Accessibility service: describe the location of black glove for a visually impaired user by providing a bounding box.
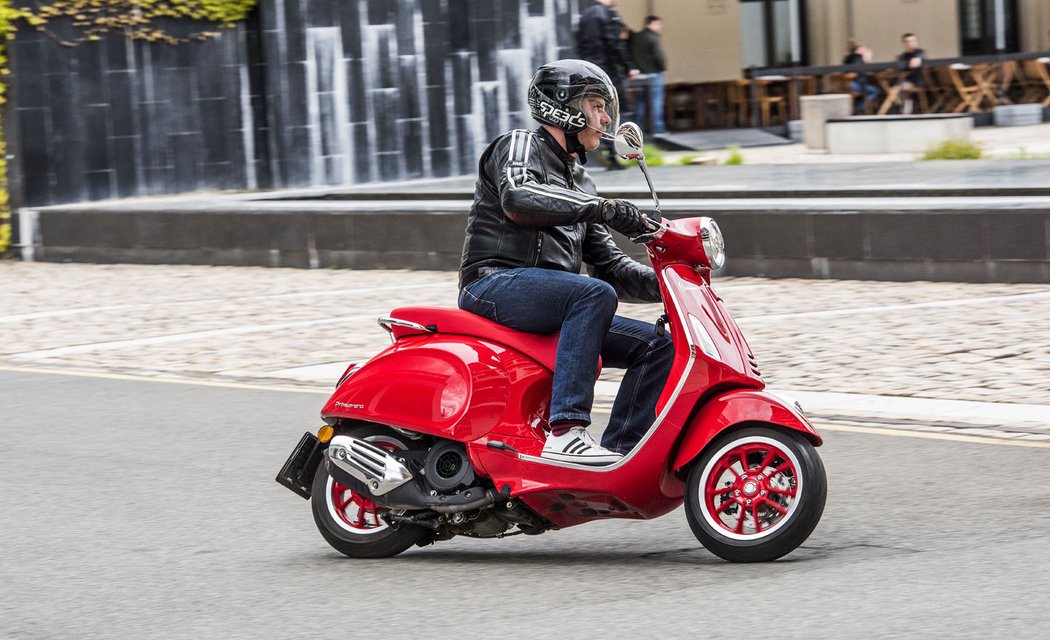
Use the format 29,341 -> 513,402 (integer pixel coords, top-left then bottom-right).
601,199 -> 651,237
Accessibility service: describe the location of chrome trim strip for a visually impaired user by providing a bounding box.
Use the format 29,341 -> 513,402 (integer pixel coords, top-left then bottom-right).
516,266 -> 697,472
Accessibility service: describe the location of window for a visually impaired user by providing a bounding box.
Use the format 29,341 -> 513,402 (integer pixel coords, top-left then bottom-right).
959,0 -> 1019,55
740,0 -> 806,69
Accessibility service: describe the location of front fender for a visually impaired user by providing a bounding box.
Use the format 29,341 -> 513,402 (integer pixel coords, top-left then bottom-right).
671,389 -> 823,472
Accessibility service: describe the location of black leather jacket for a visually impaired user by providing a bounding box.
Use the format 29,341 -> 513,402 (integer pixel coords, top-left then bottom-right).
576,2 -> 633,81
458,127 -> 660,303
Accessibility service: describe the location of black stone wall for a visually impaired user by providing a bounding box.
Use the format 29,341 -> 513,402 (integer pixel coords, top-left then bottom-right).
10,22 -> 262,207
8,0 -> 583,207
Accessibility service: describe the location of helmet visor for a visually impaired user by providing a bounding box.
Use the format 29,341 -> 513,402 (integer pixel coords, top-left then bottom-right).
569,86 -> 620,141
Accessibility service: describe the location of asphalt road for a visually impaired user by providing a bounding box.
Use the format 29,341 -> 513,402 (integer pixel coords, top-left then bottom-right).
2,369 -> 1048,640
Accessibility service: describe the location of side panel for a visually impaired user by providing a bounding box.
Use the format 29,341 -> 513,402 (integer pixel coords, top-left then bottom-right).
671,389 -> 824,472
321,335 -> 550,442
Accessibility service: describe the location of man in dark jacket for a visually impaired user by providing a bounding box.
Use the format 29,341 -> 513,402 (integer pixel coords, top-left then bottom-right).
897,33 -> 926,114
459,59 -> 673,465
576,0 -> 639,168
629,15 -> 667,134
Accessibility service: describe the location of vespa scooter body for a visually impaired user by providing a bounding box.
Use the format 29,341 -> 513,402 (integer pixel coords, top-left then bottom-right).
279,121 -> 827,562
319,218 -> 820,529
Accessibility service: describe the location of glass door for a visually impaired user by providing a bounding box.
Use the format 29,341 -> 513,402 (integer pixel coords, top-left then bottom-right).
960,0 -> 1019,55
740,0 -> 806,70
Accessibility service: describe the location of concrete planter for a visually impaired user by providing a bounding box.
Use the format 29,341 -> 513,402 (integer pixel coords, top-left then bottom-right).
826,114 -> 973,154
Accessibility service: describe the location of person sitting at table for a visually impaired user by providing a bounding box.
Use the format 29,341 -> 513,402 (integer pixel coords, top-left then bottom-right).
897,33 -> 926,114
843,39 -> 879,114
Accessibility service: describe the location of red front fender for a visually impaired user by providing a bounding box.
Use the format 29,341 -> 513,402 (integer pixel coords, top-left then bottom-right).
671,389 -> 823,472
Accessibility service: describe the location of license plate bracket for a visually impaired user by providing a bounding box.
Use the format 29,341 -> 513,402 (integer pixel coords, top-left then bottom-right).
275,431 -> 325,499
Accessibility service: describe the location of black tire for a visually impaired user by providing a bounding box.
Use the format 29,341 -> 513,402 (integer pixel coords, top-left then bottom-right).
685,426 -> 826,562
310,425 -> 428,558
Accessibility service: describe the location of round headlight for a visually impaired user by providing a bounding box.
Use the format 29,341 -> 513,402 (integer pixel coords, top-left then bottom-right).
699,217 -> 726,270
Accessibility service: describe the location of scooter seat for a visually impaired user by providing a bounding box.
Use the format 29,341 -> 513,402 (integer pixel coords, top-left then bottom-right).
386,306 -> 573,372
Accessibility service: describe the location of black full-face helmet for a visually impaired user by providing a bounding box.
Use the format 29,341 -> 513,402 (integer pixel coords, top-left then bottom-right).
527,59 -> 620,141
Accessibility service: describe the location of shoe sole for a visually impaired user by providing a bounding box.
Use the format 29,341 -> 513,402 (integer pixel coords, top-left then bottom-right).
541,452 -> 622,465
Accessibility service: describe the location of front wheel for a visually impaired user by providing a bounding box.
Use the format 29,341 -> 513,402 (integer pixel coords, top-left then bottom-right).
685,426 -> 826,562
310,425 -> 428,558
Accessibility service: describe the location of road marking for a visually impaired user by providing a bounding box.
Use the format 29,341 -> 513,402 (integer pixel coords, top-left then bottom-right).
0,364 -> 329,394
9,316 -> 373,360
739,291 -> 1050,322
816,423 -> 1050,449
0,283 -> 443,324
2,364 -> 1047,448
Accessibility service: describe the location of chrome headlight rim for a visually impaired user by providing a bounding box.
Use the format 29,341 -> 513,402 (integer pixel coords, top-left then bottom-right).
699,217 -> 726,270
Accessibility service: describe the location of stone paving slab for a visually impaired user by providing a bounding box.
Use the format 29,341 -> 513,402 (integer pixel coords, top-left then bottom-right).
2,262 -> 1047,435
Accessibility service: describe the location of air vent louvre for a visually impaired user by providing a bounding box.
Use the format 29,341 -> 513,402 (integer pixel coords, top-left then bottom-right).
747,351 -> 762,378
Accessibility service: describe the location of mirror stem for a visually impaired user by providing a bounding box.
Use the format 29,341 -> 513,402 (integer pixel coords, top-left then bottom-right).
637,158 -> 661,211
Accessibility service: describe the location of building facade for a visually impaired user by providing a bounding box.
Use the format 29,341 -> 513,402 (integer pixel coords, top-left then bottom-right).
620,0 -> 1050,83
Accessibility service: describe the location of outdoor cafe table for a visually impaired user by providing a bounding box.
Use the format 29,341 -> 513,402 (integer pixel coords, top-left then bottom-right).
745,50 -> 1050,117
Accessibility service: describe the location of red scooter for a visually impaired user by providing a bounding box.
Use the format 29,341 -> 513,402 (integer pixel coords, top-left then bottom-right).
277,123 -> 827,562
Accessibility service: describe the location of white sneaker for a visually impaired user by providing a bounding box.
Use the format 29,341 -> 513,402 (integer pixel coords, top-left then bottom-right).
541,426 -> 623,465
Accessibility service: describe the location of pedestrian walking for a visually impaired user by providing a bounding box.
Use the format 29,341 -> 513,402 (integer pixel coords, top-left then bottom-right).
630,15 -> 667,134
576,0 -> 639,169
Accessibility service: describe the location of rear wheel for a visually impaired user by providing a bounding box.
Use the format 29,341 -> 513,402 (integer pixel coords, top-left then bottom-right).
685,426 -> 826,562
310,425 -> 428,558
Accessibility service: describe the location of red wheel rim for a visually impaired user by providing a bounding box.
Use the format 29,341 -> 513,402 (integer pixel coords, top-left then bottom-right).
700,436 -> 801,540
326,438 -> 401,534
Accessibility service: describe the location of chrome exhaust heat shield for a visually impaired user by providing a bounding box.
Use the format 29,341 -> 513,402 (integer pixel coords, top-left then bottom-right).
326,435 -> 413,496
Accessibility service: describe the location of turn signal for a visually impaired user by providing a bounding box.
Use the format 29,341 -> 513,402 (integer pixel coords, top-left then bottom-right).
317,426 -> 335,443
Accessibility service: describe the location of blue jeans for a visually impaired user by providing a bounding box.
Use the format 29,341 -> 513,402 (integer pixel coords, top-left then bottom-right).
634,73 -> 666,134
851,79 -> 879,113
459,268 -> 675,453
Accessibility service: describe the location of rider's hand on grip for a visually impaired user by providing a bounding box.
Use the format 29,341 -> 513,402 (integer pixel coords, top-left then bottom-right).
642,210 -> 662,233
601,198 -> 650,237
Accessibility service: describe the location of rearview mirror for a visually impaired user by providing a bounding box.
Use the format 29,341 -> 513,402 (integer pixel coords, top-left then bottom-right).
614,122 -> 644,160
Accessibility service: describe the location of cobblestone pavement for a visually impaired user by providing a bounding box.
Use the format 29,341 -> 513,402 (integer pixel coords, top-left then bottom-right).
3,263 -> 1048,412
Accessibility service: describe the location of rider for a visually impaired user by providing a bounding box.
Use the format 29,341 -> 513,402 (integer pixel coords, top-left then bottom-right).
458,59 -> 675,465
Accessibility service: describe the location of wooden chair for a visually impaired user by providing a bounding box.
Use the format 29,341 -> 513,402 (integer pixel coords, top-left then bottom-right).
1021,59 -> 1050,107
820,71 -> 853,94
819,71 -> 867,114
725,79 -> 751,127
756,78 -> 788,126
901,80 -> 930,114
665,83 -> 698,130
1000,61 -> 1024,104
698,81 -> 729,129
873,70 -> 903,114
795,75 -> 818,97
970,63 -> 1006,109
921,66 -> 950,113
945,65 -> 984,112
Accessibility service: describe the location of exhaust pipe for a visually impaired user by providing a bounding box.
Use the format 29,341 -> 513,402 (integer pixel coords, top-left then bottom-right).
325,435 -> 497,513
326,435 -> 413,496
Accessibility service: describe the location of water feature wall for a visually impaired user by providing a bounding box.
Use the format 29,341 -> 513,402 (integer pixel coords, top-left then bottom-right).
9,23 -> 261,207
8,0 -> 582,207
